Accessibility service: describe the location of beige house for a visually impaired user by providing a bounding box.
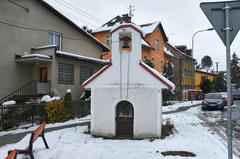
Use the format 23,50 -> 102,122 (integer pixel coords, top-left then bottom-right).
0,0 -> 109,102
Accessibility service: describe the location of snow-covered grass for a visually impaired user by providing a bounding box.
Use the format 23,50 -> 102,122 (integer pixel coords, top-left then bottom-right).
162,101 -> 202,112
0,106 -> 237,159
0,116 -> 90,137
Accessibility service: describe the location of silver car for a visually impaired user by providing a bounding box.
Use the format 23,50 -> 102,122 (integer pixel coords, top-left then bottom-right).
202,93 -> 225,111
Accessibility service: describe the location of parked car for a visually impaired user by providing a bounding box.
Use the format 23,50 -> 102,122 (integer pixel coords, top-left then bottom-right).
202,93 -> 226,111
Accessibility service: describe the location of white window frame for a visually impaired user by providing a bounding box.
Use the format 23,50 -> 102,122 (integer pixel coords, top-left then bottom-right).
49,32 -> 62,51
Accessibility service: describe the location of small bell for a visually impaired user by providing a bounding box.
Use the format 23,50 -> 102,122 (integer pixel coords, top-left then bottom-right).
120,36 -> 131,49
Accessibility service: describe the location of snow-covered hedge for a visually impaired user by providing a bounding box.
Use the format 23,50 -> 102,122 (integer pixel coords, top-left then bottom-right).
41,95 -> 61,102
2,100 -> 16,107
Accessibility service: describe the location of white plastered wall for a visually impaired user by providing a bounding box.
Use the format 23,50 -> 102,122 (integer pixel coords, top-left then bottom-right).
91,87 -> 162,138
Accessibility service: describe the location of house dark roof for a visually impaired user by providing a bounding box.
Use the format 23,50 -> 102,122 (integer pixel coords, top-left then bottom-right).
102,14 -> 131,28
166,42 -> 194,60
36,0 -> 109,52
92,14 -> 133,33
93,15 -> 168,42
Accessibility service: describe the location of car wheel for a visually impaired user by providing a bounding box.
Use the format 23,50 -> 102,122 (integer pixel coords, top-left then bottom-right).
202,107 -> 206,111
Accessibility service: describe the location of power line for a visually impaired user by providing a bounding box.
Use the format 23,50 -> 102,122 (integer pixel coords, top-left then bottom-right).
53,0 -> 105,24
0,19 -> 90,41
7,0 -> 29,12
53,6 -> 99,28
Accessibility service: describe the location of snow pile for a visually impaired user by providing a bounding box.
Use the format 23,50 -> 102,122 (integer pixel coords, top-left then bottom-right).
41,96 -> 61,102
0,107 -> 237,159
46,96 -> 61,102
41,95 -> 51,102
2,100 -> 16,106
66,89 -> 71,93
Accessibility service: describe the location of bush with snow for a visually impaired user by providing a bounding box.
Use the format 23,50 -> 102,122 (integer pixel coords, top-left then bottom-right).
64,89 -> 72,101
46,96 -> 61,102
41,95 -> 51,102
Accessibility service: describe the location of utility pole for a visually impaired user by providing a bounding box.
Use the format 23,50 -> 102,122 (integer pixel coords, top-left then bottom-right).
127,5 -> 135,18
215,62 -> 219,74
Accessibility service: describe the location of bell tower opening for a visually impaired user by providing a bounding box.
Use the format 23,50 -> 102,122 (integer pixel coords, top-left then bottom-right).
119,30 -> 132,52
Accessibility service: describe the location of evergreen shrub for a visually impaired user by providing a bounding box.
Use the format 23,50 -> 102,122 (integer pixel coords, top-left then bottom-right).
44,100 -> 69,123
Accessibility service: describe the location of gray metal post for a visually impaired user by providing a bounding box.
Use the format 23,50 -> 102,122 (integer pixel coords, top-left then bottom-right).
224,3 -> 233,159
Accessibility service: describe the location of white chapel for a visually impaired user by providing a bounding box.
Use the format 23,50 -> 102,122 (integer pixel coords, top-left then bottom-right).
82,23 -> 175,138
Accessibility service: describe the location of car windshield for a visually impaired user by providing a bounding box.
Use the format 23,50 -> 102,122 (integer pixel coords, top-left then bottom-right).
205,93 -> 222,99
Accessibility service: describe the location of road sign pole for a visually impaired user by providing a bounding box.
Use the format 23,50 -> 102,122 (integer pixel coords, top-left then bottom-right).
224,3 -> 233,159
200,1 -> 240,158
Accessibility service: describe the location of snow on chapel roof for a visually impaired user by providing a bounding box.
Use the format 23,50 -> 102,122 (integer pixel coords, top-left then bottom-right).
110,23 -> 145,37
139,61 -> 175,90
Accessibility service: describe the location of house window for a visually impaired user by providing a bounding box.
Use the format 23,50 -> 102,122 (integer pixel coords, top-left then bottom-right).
58,63 -> 74,84
80,65 -> 93,84
155,39 -> 160,51
201,76 -> 208,82
106,34 -> 112,46
161,60 -> 164,70
49,32 -> 62,50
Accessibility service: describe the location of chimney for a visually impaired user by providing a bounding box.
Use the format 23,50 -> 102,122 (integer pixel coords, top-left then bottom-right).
176,45 -> 187,53
121,14 -> 131,23
186,49 -> 192,57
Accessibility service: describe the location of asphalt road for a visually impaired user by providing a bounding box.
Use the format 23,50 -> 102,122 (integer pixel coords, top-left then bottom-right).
198,102 -> 240,158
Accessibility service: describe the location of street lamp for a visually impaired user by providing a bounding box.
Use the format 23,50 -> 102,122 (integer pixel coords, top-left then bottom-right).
192,28 -> 214,58
191,28 -> 214,102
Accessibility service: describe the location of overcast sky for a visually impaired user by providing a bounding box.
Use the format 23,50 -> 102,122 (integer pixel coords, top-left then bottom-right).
46,0 -> 240,71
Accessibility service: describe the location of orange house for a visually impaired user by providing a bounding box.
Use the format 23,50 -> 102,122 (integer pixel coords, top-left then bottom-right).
92,14 -> 174,72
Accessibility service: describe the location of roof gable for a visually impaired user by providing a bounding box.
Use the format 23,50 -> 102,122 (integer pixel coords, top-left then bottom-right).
82,24 -> 175,90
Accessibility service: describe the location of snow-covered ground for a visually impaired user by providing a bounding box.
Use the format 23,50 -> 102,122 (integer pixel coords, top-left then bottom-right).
1,102 -> 237,159
0,115 -> 90,137
162,100 -> 202,112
